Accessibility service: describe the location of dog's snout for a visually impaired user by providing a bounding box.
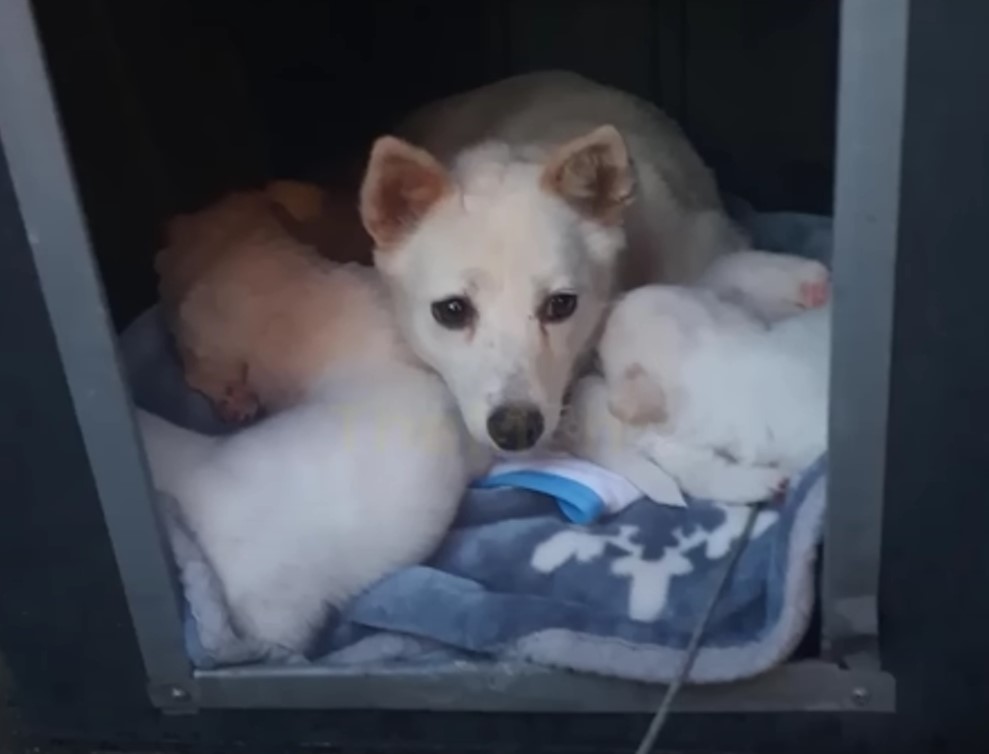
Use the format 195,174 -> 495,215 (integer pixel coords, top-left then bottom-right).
486,403 -> 545,451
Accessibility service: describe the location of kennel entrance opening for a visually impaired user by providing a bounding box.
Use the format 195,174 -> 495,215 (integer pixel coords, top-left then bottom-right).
0,0 -> 914,732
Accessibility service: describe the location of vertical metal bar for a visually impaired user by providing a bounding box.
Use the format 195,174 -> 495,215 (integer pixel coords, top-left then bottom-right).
824,0 -> 909,664
0,0 -> 193,699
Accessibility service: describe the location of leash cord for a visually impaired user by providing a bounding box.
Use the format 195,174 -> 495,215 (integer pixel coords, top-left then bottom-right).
633,503 -> 763,754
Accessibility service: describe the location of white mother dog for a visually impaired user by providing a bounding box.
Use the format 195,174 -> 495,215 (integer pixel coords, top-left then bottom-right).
362,70 -> 745,454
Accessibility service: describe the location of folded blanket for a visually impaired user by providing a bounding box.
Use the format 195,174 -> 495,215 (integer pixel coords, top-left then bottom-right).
122,208 -> 832,684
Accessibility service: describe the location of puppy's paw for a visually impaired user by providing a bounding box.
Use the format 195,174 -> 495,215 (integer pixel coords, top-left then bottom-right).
183,356 -> 259,424
216,381 -> 260,423
685,464 -> 788,505
763,255 -> 830,311
797,265 -> 831,310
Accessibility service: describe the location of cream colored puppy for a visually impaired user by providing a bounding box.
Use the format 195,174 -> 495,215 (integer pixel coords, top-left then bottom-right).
156,180 -> 375,421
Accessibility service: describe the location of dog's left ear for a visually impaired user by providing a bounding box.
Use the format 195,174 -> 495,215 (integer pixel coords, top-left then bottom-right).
541,125 -> 635,225
360,136 -> 453,250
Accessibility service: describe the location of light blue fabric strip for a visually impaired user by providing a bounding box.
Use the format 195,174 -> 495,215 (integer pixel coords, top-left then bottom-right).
472,471 -> 604,524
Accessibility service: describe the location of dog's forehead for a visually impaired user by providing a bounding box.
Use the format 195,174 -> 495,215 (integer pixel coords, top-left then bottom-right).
448,230 -> 582,298
412,196 -> 585,289
464,188 -> 567,247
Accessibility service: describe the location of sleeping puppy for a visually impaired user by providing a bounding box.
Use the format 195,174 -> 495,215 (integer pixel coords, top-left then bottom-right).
139,354 -> 490,657
156,180 -> 376,421
568,251 -> 831,504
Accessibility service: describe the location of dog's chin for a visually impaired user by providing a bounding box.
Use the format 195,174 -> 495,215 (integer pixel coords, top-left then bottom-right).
490,446 -> 544,461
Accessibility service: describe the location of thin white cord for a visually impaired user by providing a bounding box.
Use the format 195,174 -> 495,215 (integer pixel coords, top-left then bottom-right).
633,503 -> 763,754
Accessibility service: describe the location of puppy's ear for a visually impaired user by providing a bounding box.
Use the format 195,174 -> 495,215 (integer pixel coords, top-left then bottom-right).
607,363 -> 668,426
360,136 -> 452,250
541,125 -> 635,225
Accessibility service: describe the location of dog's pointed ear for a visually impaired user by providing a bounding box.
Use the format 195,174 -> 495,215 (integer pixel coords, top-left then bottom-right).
541,125 -> 634,225
360,136 -> 453,250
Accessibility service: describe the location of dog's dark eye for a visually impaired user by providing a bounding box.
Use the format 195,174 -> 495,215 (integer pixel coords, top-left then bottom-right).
431,296 -> 476,330
539,292 -> 578,323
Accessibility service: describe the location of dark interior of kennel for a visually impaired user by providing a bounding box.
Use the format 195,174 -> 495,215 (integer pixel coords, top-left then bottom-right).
31,0 -> 839,330
4,0 -> 989,752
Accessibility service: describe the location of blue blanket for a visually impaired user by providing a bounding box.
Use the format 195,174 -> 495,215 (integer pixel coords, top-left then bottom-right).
122,206 -> 831,684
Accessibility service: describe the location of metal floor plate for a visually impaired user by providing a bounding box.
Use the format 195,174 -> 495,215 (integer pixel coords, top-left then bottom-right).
184,659 -> 895,714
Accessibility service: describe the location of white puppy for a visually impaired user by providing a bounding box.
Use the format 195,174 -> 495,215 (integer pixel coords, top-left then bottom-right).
138,316 -> 491,657
581,252 -> 830,504
360,71 -> 745,455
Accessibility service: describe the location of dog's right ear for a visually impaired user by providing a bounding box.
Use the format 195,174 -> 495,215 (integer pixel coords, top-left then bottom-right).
541,125 -> 635,226
360,136 -> 453,250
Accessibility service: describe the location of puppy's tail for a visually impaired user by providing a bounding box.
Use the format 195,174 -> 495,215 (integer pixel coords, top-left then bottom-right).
135,409 -> 219,492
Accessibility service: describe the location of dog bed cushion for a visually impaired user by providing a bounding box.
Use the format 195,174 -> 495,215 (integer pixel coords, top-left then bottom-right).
120,205 -> 831,684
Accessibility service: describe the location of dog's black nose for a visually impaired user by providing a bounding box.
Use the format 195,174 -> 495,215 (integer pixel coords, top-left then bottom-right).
487,403 -> 545,451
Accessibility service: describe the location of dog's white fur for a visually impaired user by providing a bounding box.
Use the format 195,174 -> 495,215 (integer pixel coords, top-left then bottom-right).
362,71 -> 745,453
589,253 -> 831,503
